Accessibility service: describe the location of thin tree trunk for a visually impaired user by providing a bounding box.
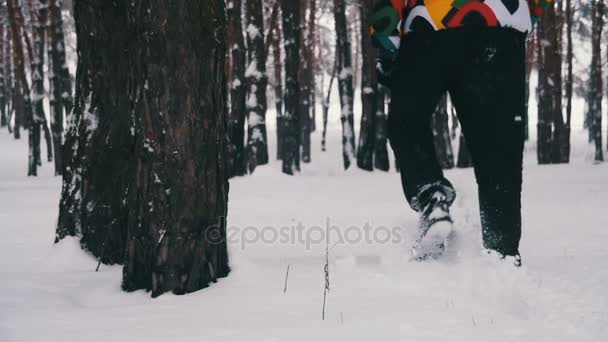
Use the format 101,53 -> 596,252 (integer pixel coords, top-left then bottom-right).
48,0 -> 67,175
536,3 -> 562,164
333,0 -> 356,170
227,0 -> 247,177
0,3 -> 6,128
245,0 -> 269,172
7,0 -> 34,168
588,0 -> 604,161
33,0 -> 53,168
563,0 -> 573,162
280,0 -> 301,174
298,0 -> 311,163
357,0 -> 376,171
374,85 -> 389,171
269,1 -> 284,160
321,65 -> 336,152
56,0 -> 230,297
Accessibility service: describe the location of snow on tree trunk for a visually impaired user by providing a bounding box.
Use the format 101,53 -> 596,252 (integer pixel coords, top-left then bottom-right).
280,0 -> 301,175
245,0 -> 269,173
432,94 -> 454,170
56,0 -> 230,297
0,4 -> 6,128
333,0 -> 356,170
227,0 -> 247,177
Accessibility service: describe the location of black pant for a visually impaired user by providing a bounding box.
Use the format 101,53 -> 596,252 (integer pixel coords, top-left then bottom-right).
388,28 -> 527,256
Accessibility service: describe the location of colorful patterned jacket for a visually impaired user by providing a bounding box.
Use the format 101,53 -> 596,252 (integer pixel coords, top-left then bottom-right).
371,0 -> 554,56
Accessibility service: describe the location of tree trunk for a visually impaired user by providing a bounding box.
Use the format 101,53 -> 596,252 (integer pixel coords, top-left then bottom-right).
7,0 -> 34,164
321,65 -> 336,153
227,0 -> 247,177
56,0 -> 230,297
374,85 -> 389,171
333,0 -> 356,170
33,0 -> 54,169
536,3 -> 563,164
280,0 -> 301,175
432,94 -> 454,169
563,0 -> 573,163
267,1 -> 284,160
357,0 -> 376,171
48,0 -> 71,175
0,5 -> 5,128
298,0 -> 311,163
245,0 -> 269,172
588,0 -> 604,161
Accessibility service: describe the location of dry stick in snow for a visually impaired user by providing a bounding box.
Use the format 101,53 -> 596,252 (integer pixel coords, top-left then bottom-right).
283,264 -> 290,293
322,229 -> 330,320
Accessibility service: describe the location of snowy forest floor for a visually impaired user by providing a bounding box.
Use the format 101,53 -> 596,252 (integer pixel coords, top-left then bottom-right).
1,129 -> 607,342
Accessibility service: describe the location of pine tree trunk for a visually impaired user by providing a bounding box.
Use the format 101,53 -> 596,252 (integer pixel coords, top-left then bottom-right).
227,0 -> 247,177
245,0 -> 269,172
537,4 -> 562,165
298,0 -> 311,163
7,0 -> 34,165
357,0 -> 376,171
0,5 -> 6,128
56,0 -> 230,297
268,1 -> 284,160
374,86 -> 389,171
280,0 -> 301,175
48,0 -> 70,175
563,0 -> 573,163
588,0 -> 604,162
432,94 -> 454,169
333,0 -> 356,170
33,0 -> 54,169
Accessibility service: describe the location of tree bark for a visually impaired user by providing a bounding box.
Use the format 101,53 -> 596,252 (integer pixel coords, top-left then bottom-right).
48,0 -> 72,175
0,4 -> 5,128
374,86 -> 389,171
333,0 -> 356,170
245,0 -> 269,172
357,0 -> 377,171
227,0 -> 247,177
280,0 -> 301,174
266,1 -> 284,160
56,0 -> 230,297
7,0 -> 34,161
588,0 -> 604,161
536,3 -> 563,164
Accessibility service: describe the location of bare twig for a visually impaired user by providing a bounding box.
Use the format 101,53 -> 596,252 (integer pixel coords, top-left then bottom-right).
283,264 -> 290,293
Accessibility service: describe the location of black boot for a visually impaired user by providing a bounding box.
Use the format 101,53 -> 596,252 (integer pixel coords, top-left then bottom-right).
412,191 -> 454,260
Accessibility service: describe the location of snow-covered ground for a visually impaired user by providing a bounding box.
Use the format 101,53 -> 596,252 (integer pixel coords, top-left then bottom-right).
1,127 -> 607,342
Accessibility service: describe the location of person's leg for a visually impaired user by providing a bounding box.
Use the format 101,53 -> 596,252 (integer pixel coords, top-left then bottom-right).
389,32 -> 455,212
448,28 -> 527,256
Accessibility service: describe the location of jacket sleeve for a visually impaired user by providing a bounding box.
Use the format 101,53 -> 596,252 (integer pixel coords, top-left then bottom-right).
370,0 -> 403,57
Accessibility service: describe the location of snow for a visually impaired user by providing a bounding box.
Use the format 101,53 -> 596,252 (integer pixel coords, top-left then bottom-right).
1,126 -> 607,341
